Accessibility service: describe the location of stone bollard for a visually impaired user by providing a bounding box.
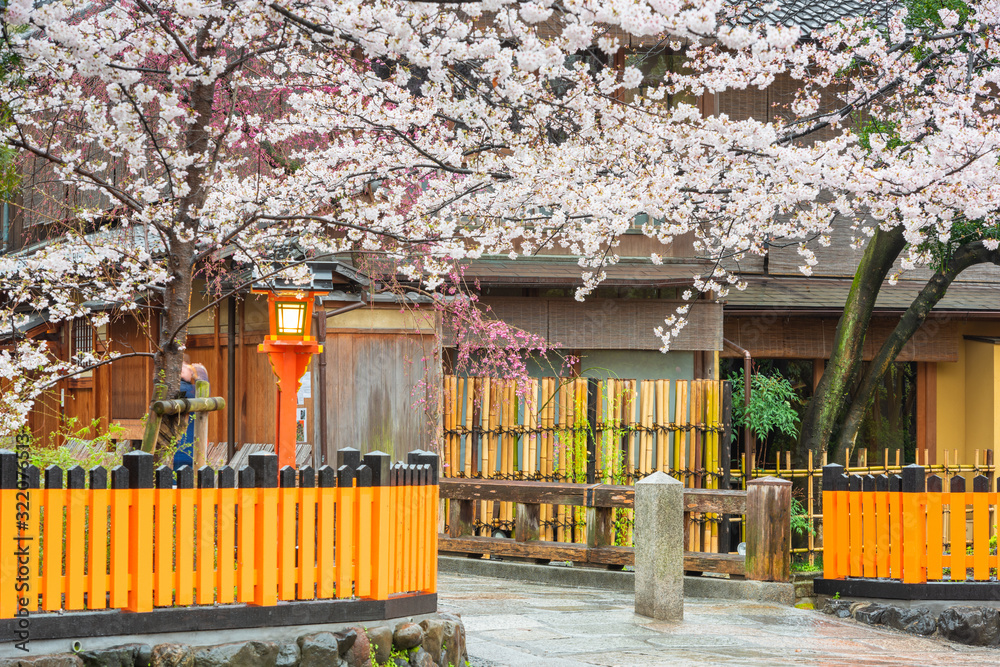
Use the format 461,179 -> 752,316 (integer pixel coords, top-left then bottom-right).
634,471 -> 683,621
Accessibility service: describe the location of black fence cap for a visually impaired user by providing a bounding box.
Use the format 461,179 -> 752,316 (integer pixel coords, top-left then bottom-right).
926,474 -> 943,493
299,466 -> 315,489
902,464 -> 925,493
45,465 -> 63,489
67,465 -> 86,490
198,466 -> 215,489
364,451 -> 390,487
337,447 -> 361,471
176,465 -> 194,489
974,475 -> 990,493
248,453 -> 278,488
337,465 -> 353,488
876,474 -> 889,492
155,466 -> 174,489
354,464 -> 372,488
0,449 -> 16,489
822,463 -> 844,490
111,466 -> 129,490
218,466 -> 236,489
890,474 -> 902,493
950,474 -> 966,493
862,474 -> 876,492
87,466 -> 105,490
279,466 -> 296,489
123,451 -> 154,489
318,465 -> 336,488
237,466 -> 255,489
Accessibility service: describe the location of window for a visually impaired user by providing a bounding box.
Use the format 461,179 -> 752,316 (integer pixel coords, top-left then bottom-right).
71,318 -> 94,381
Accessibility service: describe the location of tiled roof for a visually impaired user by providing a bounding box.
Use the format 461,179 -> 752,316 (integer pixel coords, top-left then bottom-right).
740,0 -> 899,33
723,277 -> 1000,311
461,258 -> 709,286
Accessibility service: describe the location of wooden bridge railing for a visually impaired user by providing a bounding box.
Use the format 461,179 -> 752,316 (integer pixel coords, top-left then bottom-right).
439,476 -> 791,582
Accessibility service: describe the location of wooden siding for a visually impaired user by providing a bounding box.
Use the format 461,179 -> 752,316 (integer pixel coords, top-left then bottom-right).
723,316 -> 958,362
445,298 -> 723,351
320,332 -> 441,463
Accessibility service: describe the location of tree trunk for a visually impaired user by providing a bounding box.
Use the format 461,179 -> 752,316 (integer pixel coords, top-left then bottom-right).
833,241 -> 1000,461
142,65 -> 216,453
798,226 -> 906,461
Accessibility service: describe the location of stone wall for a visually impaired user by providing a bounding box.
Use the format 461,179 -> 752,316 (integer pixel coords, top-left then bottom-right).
820,597 -> 1000,646
0,614 -> 467,667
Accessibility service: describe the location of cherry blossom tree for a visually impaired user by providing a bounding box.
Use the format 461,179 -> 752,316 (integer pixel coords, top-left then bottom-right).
0,0 -> 999,462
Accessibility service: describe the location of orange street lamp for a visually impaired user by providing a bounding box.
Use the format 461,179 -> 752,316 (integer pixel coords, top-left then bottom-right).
254,288 -> 325,469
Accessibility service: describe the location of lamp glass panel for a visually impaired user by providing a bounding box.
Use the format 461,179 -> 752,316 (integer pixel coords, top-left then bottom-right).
275,301 -> 307,336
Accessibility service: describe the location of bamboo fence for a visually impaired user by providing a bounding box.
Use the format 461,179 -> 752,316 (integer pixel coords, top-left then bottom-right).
751,447 -> 997,564
441,376 -> 729,552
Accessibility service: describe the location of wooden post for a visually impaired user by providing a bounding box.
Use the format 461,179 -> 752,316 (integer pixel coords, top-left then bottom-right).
193,380 -> 210,469
515,502 -> 541,542
448,499 -> 475,539
745,476 -> 791,582
587,504 -> 615,568
140,383 -> 168,454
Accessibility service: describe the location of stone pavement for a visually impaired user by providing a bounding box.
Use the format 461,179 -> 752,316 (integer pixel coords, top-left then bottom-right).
437,573 -> 1000,666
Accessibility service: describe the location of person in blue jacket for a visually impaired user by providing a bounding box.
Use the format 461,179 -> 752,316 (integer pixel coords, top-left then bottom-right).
173,363 -> 196,469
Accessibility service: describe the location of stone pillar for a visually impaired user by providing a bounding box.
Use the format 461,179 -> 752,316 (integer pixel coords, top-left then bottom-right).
634,471 -> 683,621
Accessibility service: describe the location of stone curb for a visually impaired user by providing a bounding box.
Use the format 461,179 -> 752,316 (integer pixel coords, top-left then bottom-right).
0,614 -> 468,667
439,556 -> 795,605
819,596 -> 1000,646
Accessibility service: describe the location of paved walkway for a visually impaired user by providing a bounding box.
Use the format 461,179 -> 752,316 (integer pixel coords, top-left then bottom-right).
437,573 -> 1000,666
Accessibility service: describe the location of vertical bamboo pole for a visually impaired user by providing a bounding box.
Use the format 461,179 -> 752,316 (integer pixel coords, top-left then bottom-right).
653,379 -> 664,474
625,380 -> 636,483
464,378 -> 474,478
556,379 -> 567,542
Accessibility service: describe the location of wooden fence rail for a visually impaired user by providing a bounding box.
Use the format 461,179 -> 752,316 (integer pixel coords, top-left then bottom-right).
441,376 -> 732,554
822,462 -> 1000,585
0,448 -> 439,619
438,476 -> 792,582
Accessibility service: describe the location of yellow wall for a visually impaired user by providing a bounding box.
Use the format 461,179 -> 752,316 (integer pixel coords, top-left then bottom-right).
935,322 -> 1000,482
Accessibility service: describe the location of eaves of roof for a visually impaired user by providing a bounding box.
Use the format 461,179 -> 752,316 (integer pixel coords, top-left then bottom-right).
722,277 -> 1000,312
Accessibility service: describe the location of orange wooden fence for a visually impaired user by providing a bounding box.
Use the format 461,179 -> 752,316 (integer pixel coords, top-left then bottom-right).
0,448 -> 438,619
823,463 -> 998,584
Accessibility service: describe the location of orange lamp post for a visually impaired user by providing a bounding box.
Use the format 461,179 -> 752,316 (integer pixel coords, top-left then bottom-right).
254,288 -> 324,469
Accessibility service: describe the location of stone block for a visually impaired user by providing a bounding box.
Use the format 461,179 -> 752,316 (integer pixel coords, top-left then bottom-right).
633,471 -> 684,621
937,606 -> 1000,646
853,603 -> 888,625
366,627 -> 393,666
79,644 -> 149,667
151,645 -> 193,667
192,641 -> 278,667
0,657 -> 83,667
275,642 -> 300,667
342,627 -> 371,667
298,633 -> 349,667
883,606 -> 937,636
820,598 -> 852,618
418,619 -> 444,662
392,623 -> 423,650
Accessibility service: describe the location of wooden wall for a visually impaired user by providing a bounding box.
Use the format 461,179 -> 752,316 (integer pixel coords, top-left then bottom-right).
319,331 -> 441,463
